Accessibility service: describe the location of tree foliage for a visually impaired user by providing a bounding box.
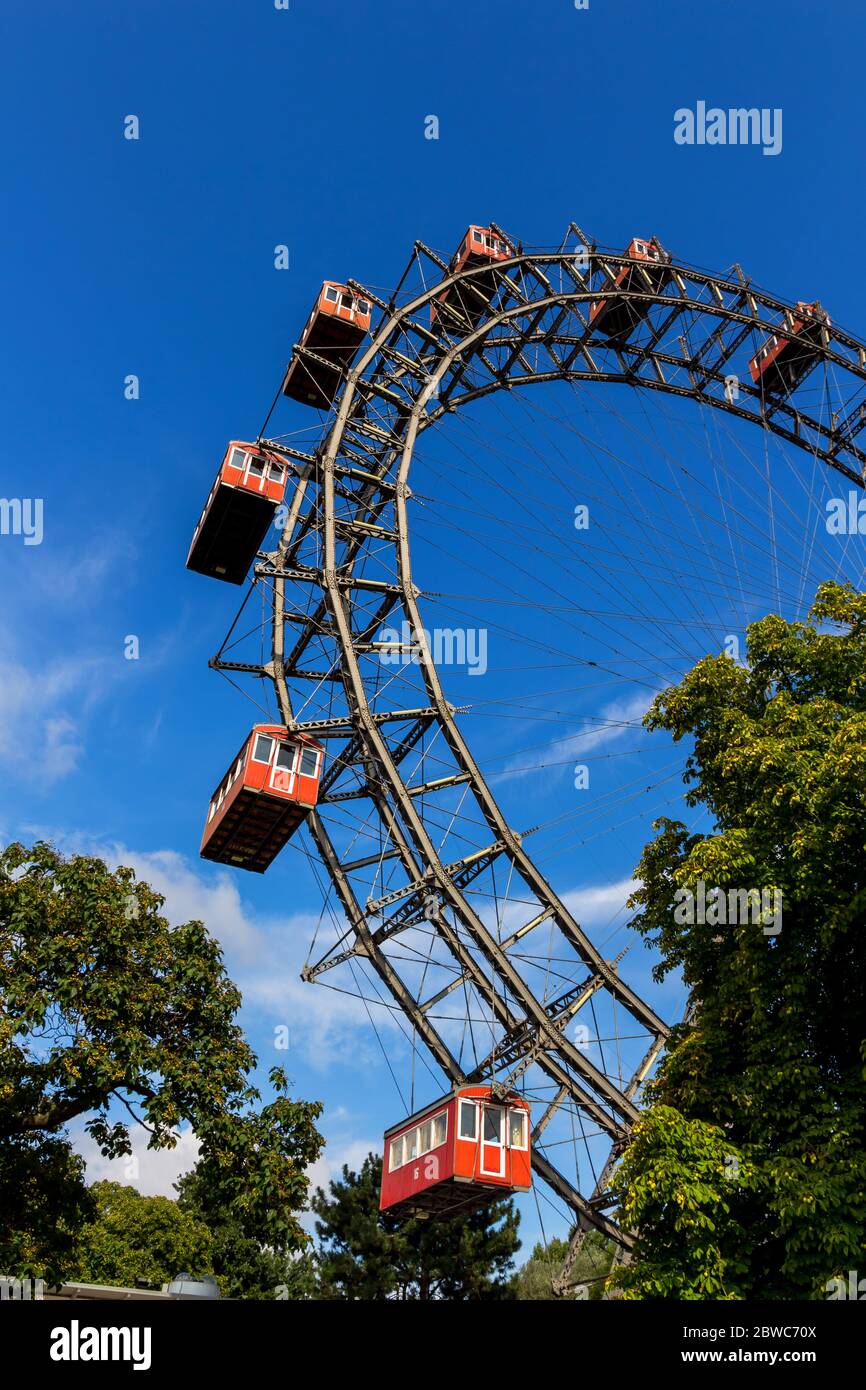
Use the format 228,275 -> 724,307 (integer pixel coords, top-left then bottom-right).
69,1181 -> 212,1289
612,582 -> 866,1298
0,1131 -> 94,1281
312,1153 -> 520,1299
0,842 -> 324,1286
175,1068 -> 324,1300
514,1231 -> 614,1300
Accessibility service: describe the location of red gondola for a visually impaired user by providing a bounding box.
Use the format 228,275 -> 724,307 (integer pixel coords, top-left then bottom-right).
200,725 -> 324,873
282,282 -> 372,409
748,301 -> 831,396
379,1084 -> 531,1220
432,225 -> 513,328
187,441 -> 289,585
589,236 -> 672,340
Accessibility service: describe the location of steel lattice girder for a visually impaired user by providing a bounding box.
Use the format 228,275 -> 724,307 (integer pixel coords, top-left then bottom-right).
220,225 -> 866,1277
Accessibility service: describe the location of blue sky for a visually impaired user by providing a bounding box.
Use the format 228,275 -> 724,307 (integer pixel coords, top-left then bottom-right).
2,0 -> 864,1259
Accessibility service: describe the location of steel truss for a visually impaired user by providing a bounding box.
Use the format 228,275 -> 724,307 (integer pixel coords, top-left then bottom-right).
212,221 -> 866,1290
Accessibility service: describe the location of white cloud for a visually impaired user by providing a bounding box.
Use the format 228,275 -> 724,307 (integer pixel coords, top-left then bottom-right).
0,655 -> 100,782
70,1113 -> 379,1224
34,831 -> 655,1206
0,534 -> 134,784
17,533 -> 136,613
495,691 -> 654,783
301,1126 -> 384,1233
307,1135 -> 379,1199
0,533 -> 187,788
102,845 -> 262,959
47,836 -> 398,1073
70,1122 -> 201,1199
93,844 -> 643,1066
562,877 -> 637,926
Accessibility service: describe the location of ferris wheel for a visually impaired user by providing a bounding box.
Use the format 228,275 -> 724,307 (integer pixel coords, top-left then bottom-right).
187,220 -> 866,1293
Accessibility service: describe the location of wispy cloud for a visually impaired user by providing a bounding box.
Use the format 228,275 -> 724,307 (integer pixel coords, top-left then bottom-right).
306,1134 -> 380,1201
494,691 -> 654,783
0,653 -> 105,782
0,537 -> 135,784
561,877 -> 637,927
0,531 -> 190,786
43,836 -> 398,1073
22,533 -> 136,612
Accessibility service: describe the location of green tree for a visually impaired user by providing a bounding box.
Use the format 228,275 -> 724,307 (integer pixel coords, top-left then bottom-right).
515,1231 -> 614,1300
175,1069 -> 325,1300
0,1132 -> 94,1281
70,1181 -> 212,1289
0,842 -> 325,1285
612,581 -> 866,1299
312,1153 -> 520,1299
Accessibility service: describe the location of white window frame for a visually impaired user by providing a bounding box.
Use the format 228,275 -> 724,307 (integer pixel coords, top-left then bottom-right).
252,733 -> 274,765
324,285 -> 339,303
297,746 -> 320,779
481,1104 -> 505,1146
431,1109 -> 447,1149
269,741 -> 297,794
458,1098 -> 478,1141
479,1104 -> 506,1177
273,742 -> 296,772
507,1107 -> 528,1151
390,1106 -> 448,1172
228,446 -> 247,471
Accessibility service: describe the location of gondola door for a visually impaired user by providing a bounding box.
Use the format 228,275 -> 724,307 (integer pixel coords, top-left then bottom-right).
242,451 -> 267,495
479,1103 -> 506,1179
269,741 -> 296,795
